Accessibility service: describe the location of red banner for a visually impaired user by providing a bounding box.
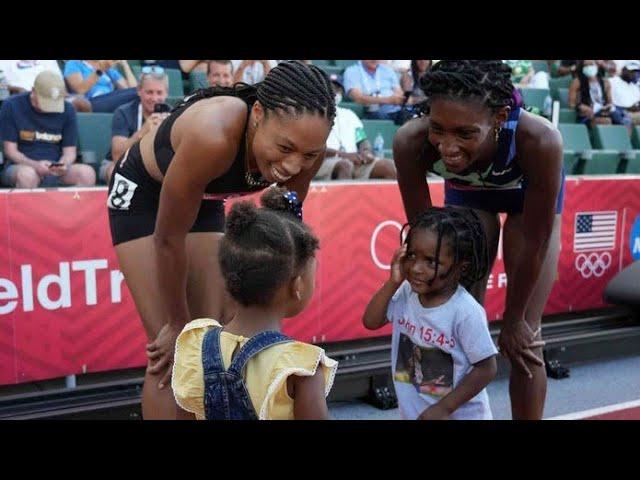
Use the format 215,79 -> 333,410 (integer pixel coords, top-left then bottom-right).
1,176 -> 639,385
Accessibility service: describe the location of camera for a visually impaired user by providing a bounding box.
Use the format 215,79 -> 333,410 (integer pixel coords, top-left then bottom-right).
153,103 -> 171,114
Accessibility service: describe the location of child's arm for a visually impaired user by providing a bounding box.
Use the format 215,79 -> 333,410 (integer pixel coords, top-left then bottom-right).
290,369 -> 329,420
362,244 -> 407,330
418,355 -> 497,420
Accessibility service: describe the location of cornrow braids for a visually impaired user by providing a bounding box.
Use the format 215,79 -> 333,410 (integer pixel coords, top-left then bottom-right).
219,187 -> 320,307
420,60 -> 515,111
170,61 -> 336,124
401,206 -> 490,290
256,61 -> 336,123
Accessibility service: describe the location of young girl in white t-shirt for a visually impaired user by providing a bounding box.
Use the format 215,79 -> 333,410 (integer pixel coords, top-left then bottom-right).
363,206 -> 499,420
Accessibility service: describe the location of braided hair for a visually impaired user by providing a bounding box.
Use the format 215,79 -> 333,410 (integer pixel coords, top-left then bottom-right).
420,60 -> 515,111
219,187 -> 319,307
174,60 -> 336,123
400,206 -> 490,290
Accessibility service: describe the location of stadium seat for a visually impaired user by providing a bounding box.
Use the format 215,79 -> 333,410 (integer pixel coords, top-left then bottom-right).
550,75 -> 573,100
333,60 -> 357,69
189,71 -> 208,93
132,66 -> 184,97
362,120 -> 399,150
311,60 -> 334,67
558,123 -> 620,174
320,65 -> 345,76
592,125 -> 640,173
339,102 -> 365,118
632,126 -> 640,149
520,87 -> 550,112
559,108 -> 577,123
557,88 -> 570,108
76,113 -> 114,170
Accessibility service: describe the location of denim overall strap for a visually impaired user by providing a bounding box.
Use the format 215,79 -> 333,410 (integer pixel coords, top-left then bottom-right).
201,326 -> 225,376
227,330 -> 292,376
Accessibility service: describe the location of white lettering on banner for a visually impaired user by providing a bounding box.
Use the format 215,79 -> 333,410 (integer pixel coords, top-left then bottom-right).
0,279 -> 19,315
21,265 -> 34,311
0,259 -> 125,314
72,260 -> 108,306
37,263 -> 71,310
498,273 -> 507,288
110,270 -> 124,303
370,220 -> 404,270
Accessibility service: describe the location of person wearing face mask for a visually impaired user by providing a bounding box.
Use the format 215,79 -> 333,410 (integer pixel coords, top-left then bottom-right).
568,60 -> 631,128
609,61 -> 640,127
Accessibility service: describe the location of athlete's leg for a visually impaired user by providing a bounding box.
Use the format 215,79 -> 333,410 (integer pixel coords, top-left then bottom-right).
502,213 -> 561,419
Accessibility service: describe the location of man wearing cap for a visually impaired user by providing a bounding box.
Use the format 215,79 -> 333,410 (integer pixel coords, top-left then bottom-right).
314,74 -> 396,181
609,61 -> 640,126
342,60 -> 405,121
0,70 -> 96,188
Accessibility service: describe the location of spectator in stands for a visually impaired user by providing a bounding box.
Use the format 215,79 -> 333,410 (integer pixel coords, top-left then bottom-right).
569,60 -> 630,128
343,60 -> 405,121
0,60 -> 91,112
0,71 -> 96,188
232,60 -> 277,84
207,60 -> 234,88
64,60 -> 138,113
609,61 -> 640,127
401,60 -> 432,104
505,60 -> 549,89
315,75 -> 396,180
141,60 -> 207,74
99,70 -> 171,185
556,60 -> 578,77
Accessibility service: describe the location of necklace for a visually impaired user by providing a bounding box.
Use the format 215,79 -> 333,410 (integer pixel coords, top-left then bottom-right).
244,123 -> 271,189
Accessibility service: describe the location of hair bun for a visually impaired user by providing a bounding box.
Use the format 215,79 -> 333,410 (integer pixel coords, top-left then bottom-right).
226,201 -> 258,237
260,187 -> 303,219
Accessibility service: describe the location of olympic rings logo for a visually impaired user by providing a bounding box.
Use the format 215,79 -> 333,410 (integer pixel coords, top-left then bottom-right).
574,252 -> 612,278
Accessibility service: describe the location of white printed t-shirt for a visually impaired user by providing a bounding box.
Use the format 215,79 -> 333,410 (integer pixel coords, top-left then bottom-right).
387,281 -> 498,420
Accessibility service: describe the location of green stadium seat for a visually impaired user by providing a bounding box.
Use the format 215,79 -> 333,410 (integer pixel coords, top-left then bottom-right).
550,75 -> 573,100
76,113 -> 114,169
559,108 -> 577,123
632,126 -> 640,149
557,123 -> 620,174
592,125 -> 640,173
333,60 -> 357,69
361,120 -> 399,150
320,65 -> 345,76
339,101 -> 365,118
520,87 -> 550,111
310,60 -> 334,67
132,66 -> 184,97
189,71 -> 208,93
557,88 -> 570,108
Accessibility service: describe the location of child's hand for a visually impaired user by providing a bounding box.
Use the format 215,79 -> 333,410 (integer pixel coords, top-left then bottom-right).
390,244 -> 408,286
418,403 -> 451,420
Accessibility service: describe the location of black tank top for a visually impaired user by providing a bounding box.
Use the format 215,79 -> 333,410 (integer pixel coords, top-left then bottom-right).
153,91 -> 267,198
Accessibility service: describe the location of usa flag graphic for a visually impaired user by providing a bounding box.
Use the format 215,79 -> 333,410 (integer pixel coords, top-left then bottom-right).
574,211 -> 618,252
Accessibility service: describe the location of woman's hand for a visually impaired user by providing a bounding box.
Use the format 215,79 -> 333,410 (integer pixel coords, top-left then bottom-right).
146,323 -> 183,389
498,317 -> 545,379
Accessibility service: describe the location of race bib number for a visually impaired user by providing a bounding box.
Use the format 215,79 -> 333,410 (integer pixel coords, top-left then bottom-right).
107,173 -> 138,210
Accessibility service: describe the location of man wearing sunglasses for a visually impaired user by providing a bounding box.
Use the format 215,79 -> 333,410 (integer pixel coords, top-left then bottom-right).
99,68 -> 170,184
